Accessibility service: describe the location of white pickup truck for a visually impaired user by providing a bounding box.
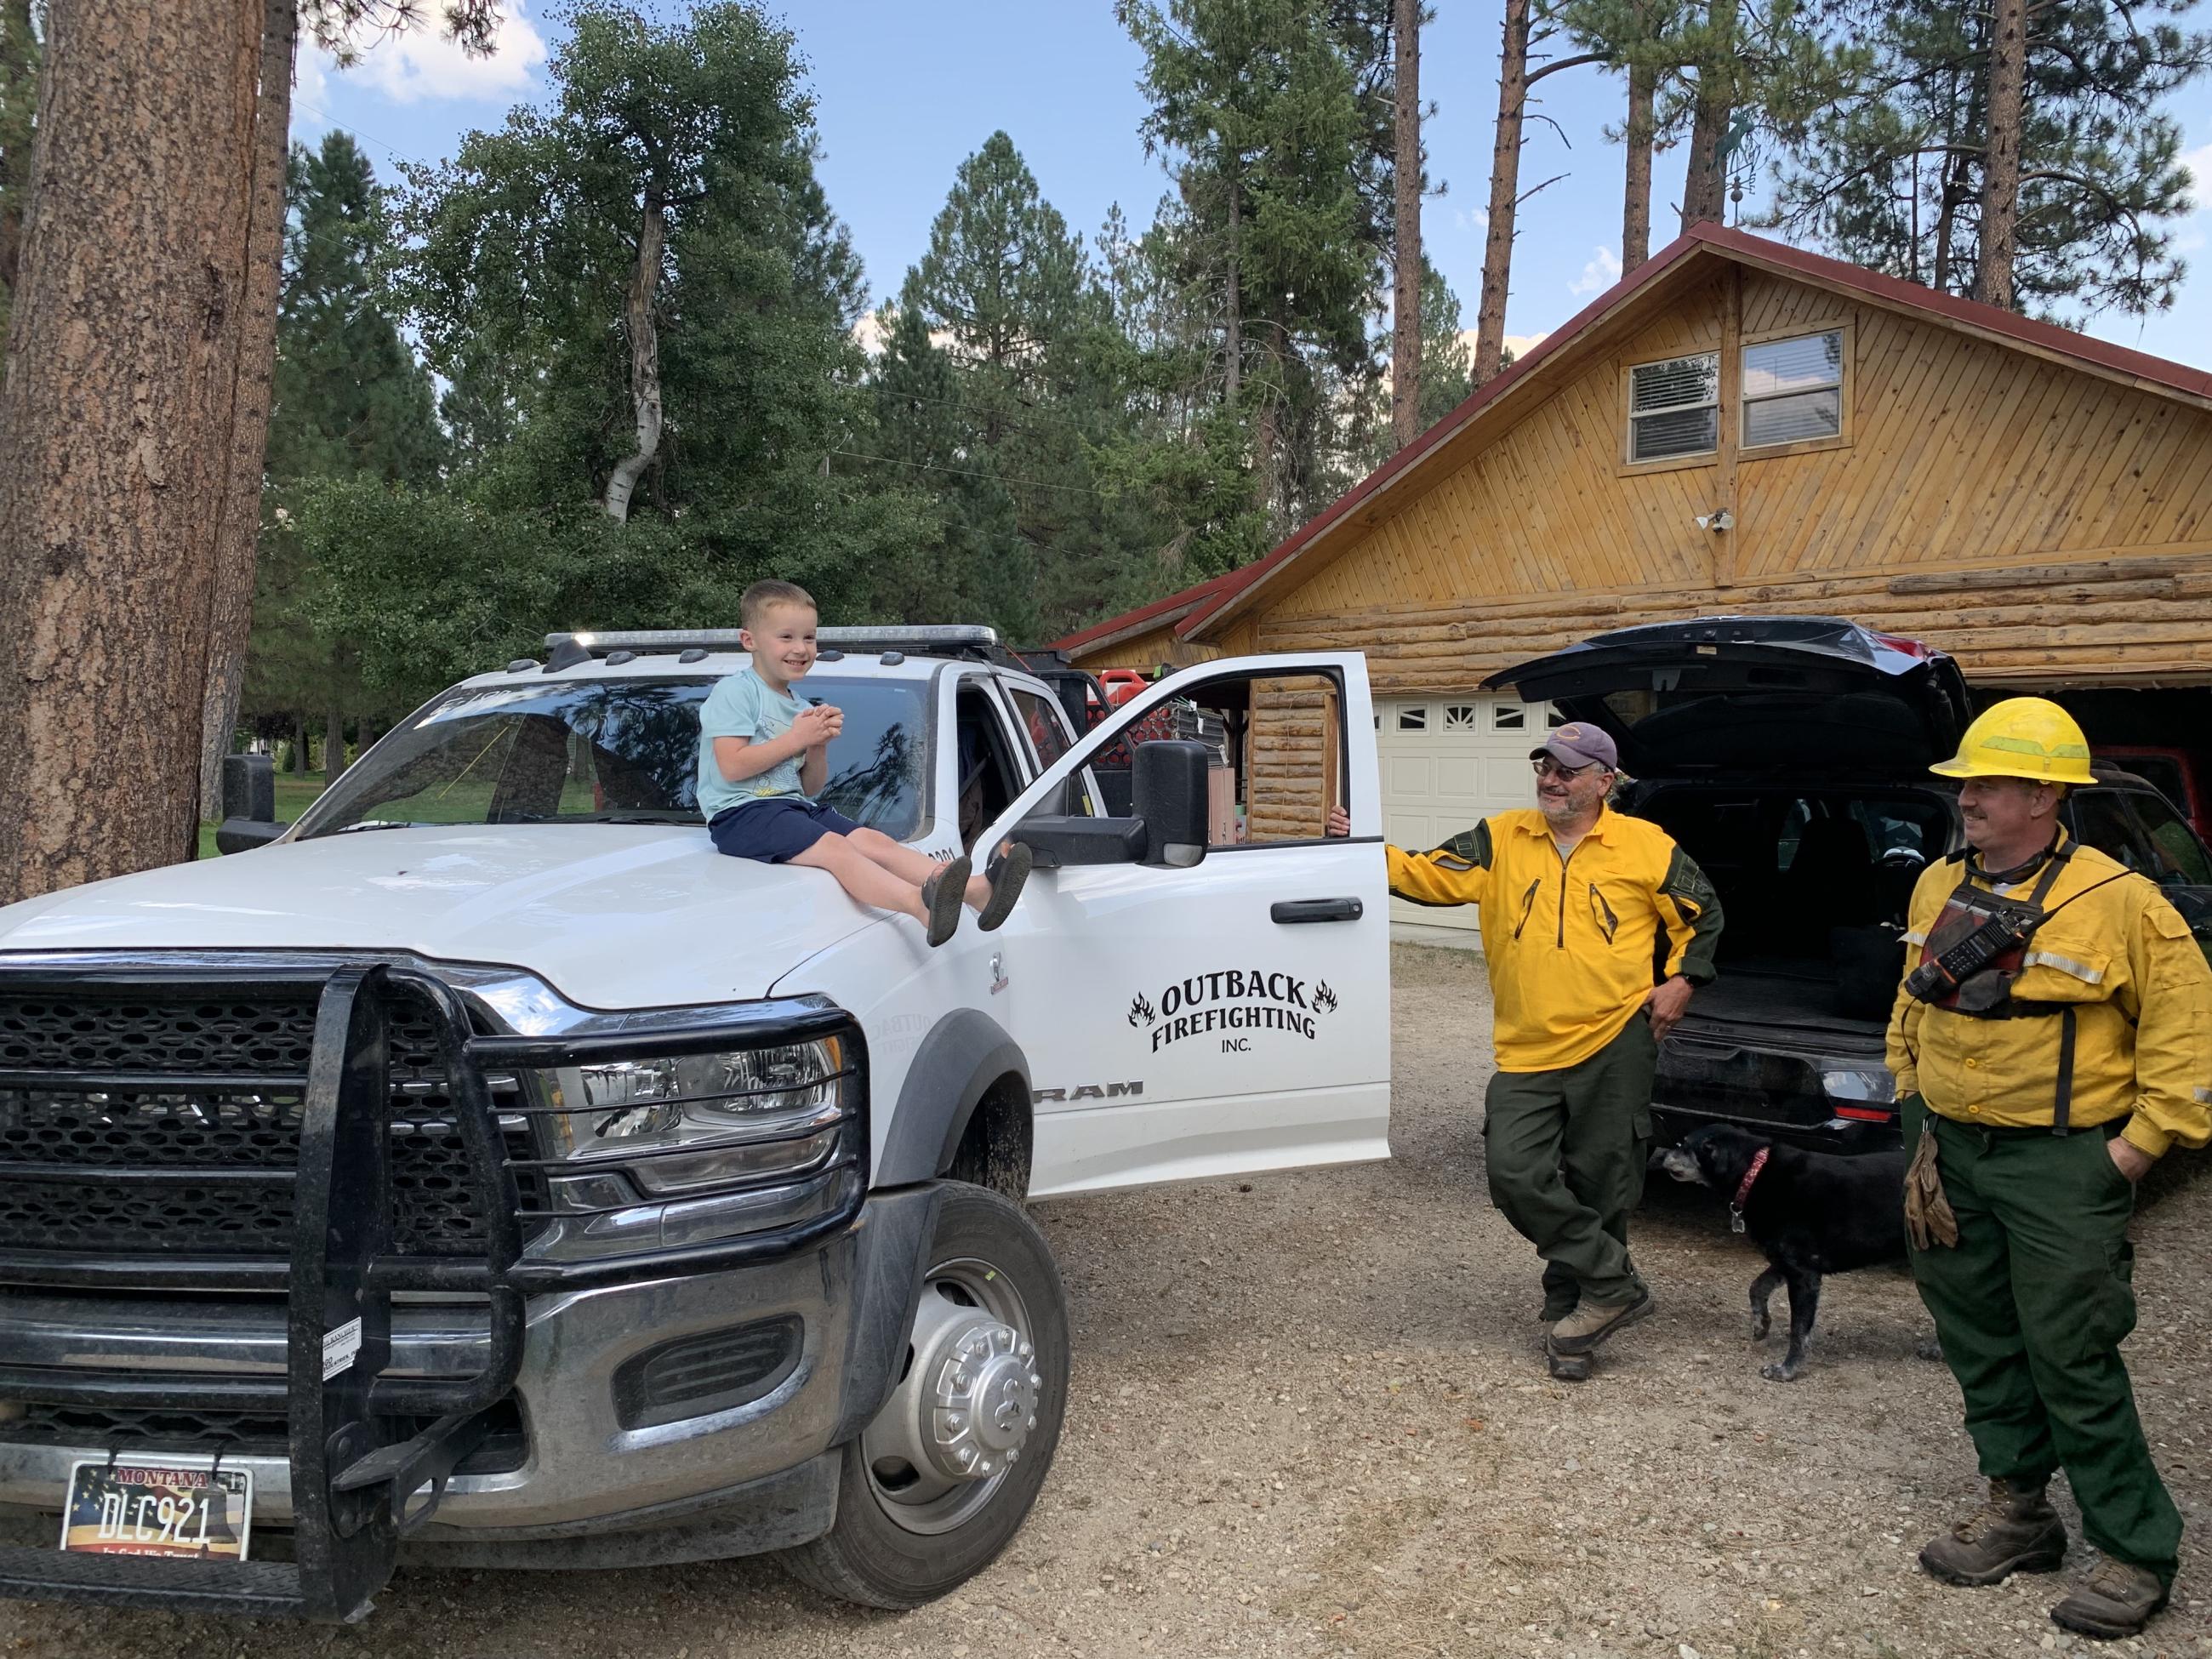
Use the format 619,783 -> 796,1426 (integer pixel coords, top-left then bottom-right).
0,627 -> 1390,1621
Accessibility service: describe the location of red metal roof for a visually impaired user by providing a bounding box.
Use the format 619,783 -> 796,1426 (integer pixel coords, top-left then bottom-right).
1052,225 -> 2212,655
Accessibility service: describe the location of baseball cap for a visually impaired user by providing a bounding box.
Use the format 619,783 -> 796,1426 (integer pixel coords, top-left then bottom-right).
1531,722 -> 1618,772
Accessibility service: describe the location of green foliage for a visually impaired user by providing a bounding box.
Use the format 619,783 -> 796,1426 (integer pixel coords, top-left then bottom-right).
0,0 -> 40,332
1416,260 -> 1473,428
1120,0 -> 1386,534
280,1 -> 923,690
1764,0 -> 2212,320
245,132 -> 448,732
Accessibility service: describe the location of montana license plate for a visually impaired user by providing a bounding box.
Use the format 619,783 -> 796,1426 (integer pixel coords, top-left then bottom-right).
59,1458 -> 254,1560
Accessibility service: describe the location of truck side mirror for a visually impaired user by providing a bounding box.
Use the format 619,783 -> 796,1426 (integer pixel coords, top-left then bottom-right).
214,752 -> 283,855
1133,740 -> 1209,869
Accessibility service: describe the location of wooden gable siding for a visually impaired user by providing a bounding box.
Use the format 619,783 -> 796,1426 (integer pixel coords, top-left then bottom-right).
1256,266 -> 2212,690
1067,620 -> 1220,672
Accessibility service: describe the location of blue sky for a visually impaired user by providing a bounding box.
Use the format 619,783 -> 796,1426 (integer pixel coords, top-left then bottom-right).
299,0 -> 2212,371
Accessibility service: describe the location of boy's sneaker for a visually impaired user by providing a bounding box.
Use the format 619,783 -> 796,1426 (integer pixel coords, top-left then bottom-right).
978,843 -> 1032,932
921,857 -> 971,948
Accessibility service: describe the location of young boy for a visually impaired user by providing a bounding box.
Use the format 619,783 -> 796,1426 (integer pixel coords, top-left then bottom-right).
697,580 -> 1030,947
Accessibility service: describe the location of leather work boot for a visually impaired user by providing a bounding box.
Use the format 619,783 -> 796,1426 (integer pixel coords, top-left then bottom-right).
1544,1339 -> 1593,1382
1918,1477 -> 2068,1587
2050,1557 -> 2170,1640
1548,1290 -> 1653,1356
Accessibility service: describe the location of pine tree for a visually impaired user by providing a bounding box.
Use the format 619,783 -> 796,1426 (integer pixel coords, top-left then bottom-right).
0,0 -> 37,326
1765,0 -> 2212,320
1416,260 -> 1472,426
1121,0 -> 1382,534
243,133 -> 446,753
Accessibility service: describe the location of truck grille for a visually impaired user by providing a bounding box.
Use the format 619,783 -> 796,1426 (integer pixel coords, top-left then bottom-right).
0,984 -> 542,1260
4,1398 -> 528,1473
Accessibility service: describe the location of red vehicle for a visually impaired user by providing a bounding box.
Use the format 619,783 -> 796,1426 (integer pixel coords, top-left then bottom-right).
2095,745 -> 2211,843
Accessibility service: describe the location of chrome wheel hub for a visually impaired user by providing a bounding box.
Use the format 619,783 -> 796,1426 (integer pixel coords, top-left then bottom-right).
925,1319 -> 1040,1479
861,1257 -> 1044,1536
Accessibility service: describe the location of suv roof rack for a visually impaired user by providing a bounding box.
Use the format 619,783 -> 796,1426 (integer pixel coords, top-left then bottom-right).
541,625 -> 1025,668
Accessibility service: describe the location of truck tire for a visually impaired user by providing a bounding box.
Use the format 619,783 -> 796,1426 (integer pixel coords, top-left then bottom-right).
778,1183 -> 1069,1609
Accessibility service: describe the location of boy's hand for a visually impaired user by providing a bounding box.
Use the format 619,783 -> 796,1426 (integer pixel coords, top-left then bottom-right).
792,704 -> 841,747
1325,805 -> 1350,837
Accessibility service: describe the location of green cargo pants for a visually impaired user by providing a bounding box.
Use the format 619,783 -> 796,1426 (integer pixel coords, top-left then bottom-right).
1904,1096 -> 2181,1583
1484,1014 -> 1655,1310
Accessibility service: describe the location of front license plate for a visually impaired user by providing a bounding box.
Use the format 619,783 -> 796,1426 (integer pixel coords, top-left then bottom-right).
59,1457 -> 254,1561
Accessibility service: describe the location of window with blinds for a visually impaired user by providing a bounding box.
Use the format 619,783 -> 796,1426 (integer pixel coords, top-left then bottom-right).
1627,352 -> 1720,462
1743,329 -> 1844,447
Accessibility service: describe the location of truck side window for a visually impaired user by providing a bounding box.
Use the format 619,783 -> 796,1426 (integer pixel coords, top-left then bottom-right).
2123,790 -> 2212,887
2067,791 -> 2156,875
1007,687 -> 1092,818
955,684 -> 1026,852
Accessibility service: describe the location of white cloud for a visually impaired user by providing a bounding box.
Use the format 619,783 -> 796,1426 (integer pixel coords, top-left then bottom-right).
1451,328 -> 1549,365
1568,245 -> 1623,296
316,0 -> 547,106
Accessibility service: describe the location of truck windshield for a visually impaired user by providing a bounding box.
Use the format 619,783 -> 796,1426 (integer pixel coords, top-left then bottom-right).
293,676 -> 931,841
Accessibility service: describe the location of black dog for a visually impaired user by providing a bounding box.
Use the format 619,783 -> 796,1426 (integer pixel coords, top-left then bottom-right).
1657,1124 -> 1911,1382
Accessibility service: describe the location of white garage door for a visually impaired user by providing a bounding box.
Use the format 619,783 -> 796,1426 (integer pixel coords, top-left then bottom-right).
1375,694 -> 1559,933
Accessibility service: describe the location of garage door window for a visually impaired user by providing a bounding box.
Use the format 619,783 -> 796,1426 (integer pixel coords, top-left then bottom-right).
1491,704 -> 1526,731
1743,330 -> 1844,448
1443,704 -> 1477,732
1397,707 -> 1428,733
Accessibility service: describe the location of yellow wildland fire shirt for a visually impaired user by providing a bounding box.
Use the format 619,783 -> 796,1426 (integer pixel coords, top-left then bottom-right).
1384,807 -> 1724,1072
1887,835 -> 2212,1159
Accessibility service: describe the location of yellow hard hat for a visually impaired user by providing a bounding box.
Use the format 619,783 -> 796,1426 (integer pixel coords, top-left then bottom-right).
1930,697 -> 2095,786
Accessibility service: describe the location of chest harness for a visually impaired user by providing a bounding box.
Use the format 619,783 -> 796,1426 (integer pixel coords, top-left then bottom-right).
1902,840 -> 2129,1134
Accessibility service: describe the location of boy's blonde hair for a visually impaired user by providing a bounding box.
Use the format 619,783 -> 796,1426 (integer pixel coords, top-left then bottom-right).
740,579 -> 817,630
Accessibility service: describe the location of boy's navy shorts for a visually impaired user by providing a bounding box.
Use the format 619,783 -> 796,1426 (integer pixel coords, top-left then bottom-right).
708,797 -> 863,864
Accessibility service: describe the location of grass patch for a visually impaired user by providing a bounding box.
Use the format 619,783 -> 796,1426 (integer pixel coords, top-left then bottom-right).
196,774 -> 331,860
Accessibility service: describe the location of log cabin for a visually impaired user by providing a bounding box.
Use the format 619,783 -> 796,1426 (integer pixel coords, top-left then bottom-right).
1050,226 -> 2212,938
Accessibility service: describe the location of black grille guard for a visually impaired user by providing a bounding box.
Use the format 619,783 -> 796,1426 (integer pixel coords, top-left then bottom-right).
0,962 -> 866,1621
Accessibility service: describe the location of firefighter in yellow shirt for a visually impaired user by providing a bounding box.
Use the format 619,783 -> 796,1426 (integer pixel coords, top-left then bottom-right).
1333,722 -> 1722,1378
1890,698 -> 2212,1642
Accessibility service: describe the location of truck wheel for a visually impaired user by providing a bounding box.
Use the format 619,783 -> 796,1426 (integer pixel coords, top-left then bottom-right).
778,1183 -> 1069,1609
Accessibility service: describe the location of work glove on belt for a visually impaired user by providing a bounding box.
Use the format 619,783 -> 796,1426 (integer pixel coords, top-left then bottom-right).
1903,1098 -> 1960,1250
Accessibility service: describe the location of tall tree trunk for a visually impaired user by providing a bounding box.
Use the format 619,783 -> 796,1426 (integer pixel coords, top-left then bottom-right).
1622,60 -> 1655,271
1932,147 -> 1964,291
1679,0 -> 1738,231
0,0 -> 34,298
1474,0 -> 1531,387
1223,170 -> 1241,405
288,712 -> 305,773
1389,0 -> 1422,448
603,192 -> 666,522
197,0 -> 294,826
325,702 -> 345,785
0,0 -> 261,905
1972,0 -> 2026,309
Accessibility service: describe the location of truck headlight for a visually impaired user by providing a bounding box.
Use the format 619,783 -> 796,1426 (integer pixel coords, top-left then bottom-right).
518,1033 -> 864,1260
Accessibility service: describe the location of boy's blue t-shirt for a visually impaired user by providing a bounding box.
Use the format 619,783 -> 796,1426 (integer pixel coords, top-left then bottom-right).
696,670 -> 811,822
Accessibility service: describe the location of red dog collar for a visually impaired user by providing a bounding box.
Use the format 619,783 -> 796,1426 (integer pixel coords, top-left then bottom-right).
1729,1147 -> 1770,1234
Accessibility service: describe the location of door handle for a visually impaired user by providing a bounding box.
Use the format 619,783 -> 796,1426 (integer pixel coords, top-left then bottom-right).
1271,897 -> 1363,924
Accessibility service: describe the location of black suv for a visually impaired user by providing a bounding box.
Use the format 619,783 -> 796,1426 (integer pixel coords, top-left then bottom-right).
1492,616 -> 2212,1154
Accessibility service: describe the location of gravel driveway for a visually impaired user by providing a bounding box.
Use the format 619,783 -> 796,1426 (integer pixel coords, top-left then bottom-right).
6,942 -> 2211,1659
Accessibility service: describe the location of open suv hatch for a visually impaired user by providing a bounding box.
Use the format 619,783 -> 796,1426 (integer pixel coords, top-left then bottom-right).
1492,616 -> 2212,1153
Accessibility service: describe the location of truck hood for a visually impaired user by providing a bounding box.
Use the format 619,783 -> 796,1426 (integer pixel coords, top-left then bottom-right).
0,826 -> 887,1009
1487,615 -> 1973,777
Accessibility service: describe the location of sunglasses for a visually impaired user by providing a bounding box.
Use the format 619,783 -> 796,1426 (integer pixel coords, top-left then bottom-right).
1531,755 -> 1601,779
